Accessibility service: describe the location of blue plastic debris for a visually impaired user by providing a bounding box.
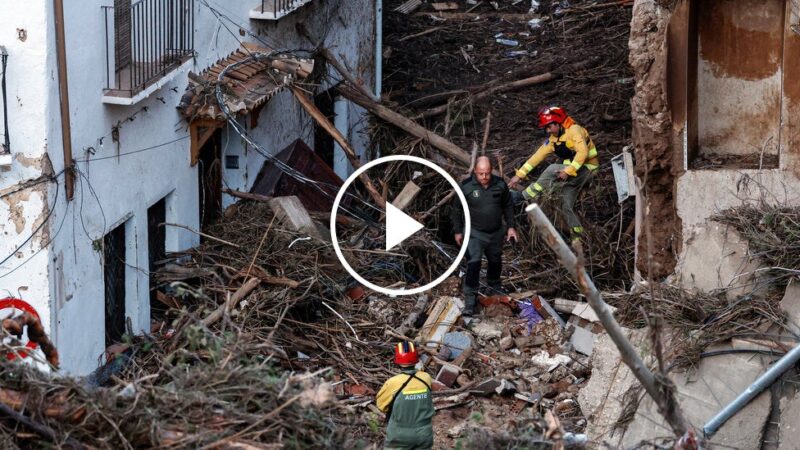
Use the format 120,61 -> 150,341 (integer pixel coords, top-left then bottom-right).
518,300 -> 543,333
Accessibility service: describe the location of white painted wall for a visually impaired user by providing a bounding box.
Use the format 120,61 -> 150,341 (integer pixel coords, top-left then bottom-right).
218,0 -> 377,207
0,1 -> 57,370
0,0 -> 376,375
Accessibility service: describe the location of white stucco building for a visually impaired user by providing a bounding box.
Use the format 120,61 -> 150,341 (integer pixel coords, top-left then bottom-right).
0,0 -> 378,375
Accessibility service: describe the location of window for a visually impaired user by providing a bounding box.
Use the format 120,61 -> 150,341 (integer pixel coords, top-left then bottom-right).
684,0 -> 785,170
147,198 -> 167,318
103,0 -> 195,101
103,222 -> 127,347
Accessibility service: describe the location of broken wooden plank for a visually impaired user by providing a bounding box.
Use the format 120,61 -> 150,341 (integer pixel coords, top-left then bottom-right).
418,296 -> 464,349
553,298 -> 580,314
392,181 -> 421,211
572,302 -> 617,323
319,48 -> 379,102
202,277 -> 262,327
398,26 -> 447,42
432,2 -> 459,11
267,196 -> 326,240
395,0 -> 422,14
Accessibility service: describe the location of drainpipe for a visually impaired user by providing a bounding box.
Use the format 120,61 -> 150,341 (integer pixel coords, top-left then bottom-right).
703,343 -> 800,438
1,46 -> 9,154
373,0 -> 382,159
53,0 -> 74,200
375,0 -> 382,99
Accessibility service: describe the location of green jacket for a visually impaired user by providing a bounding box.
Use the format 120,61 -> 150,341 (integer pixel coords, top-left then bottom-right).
376,369 -> 434,449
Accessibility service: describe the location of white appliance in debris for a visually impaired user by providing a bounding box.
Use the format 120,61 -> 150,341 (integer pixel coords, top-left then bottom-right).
611,148 -> 635,204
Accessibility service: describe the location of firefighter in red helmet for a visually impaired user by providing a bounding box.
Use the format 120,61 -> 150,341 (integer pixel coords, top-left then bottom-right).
376,341 -> 434,449
509,106 -> 600,243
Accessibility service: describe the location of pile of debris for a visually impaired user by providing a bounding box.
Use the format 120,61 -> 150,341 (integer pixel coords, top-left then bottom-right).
380,0 -> 638,296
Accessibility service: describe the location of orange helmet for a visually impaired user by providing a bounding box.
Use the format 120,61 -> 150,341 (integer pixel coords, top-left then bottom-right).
538,106 -> 568,129
394,341 -> 419,366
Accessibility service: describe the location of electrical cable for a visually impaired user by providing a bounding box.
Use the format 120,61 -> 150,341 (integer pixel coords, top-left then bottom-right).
74,135 -> 189,163
213,53 -> 385,228
0,171 -> 62,269
196,0 -> 385,227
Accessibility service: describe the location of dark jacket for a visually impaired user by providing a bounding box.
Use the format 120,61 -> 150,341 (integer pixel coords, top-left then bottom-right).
451,174 -> 515,234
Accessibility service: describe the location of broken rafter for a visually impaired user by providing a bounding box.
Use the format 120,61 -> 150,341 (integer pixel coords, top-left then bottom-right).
318,48 -> 379,102
291,86 -> 386,208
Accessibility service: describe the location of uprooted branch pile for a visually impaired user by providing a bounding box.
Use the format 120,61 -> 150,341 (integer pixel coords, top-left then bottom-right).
607,284 -> 785,369
373,0 -> 637,295
713,204 -> 800,277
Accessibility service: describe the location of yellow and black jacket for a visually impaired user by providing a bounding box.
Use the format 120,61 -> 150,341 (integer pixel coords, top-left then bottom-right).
515,117 -> 599,179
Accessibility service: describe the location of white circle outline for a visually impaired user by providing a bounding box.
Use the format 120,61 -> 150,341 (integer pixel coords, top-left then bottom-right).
330,155 -> 471,296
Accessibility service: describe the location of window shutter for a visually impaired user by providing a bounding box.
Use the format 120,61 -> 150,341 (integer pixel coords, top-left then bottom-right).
114,0 -> 132,72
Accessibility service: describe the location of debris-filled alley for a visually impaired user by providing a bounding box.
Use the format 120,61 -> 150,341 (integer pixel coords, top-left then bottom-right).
2,0 -> 800,449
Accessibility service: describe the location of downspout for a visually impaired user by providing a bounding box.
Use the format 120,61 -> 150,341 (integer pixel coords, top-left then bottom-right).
1,46 -> 9,154
374,0 -> 382,158
53,0 -> 74,200
375,0 -> 382,98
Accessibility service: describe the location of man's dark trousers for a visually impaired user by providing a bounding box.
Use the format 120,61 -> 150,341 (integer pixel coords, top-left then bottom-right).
463,228 -> 504,311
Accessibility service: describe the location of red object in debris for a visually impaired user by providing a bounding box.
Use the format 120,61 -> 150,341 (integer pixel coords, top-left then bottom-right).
105,343 -> 131,363
346,383 -> 375,396
479,295 -> 516,309
346,286 -> 366,302
431,380 -> 448,392
0,297 -> 41,360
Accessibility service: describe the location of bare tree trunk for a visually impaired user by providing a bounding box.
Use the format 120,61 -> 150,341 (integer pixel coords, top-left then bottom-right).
525,204 -> 694,444
337,86 -> 472,167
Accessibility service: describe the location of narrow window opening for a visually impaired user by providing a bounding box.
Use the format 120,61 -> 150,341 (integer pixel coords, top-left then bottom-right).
147,198 -> 167,319
103,222 -> 127,347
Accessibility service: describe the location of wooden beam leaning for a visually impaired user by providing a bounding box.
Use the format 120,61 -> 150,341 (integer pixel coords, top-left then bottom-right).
337,85 -> 472,167
291,86 -> 386,208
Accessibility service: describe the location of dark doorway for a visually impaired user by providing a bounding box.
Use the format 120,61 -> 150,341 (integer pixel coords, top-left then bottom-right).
147,197 -> 167,318
313,88 -> 337,169
104,222 -> 127,347
198,129 -> 223,229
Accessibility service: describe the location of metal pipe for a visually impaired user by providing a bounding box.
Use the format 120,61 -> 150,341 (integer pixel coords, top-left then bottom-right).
1,46 -> 10,154
375,0 -> 383,98
703,342 -> 800,437
104,9 -> 110,90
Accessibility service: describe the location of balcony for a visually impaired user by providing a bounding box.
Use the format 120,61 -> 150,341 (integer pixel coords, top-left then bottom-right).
249,0 -> 312,20
102,0 -> 195,105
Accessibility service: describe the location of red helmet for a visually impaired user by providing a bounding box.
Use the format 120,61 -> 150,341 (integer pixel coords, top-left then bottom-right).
394,341 -> 419,366
538,106 -> 568,129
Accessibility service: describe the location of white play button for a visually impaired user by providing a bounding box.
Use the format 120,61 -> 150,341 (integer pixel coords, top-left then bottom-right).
385,202 -> 424,251
331,155 -> 471,296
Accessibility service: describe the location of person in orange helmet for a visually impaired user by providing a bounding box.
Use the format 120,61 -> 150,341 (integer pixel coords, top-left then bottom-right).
509,106 -> 600,243
375,341 -> 434,449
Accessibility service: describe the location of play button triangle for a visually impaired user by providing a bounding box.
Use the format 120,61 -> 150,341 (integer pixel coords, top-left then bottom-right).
385,202 -> 425,251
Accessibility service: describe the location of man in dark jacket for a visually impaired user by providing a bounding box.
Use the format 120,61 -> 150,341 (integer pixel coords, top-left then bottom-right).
451,156 -> 518,316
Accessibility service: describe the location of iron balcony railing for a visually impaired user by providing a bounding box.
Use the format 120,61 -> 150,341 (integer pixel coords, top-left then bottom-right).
103,0 -> 194,98
259,0 -> 308,17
